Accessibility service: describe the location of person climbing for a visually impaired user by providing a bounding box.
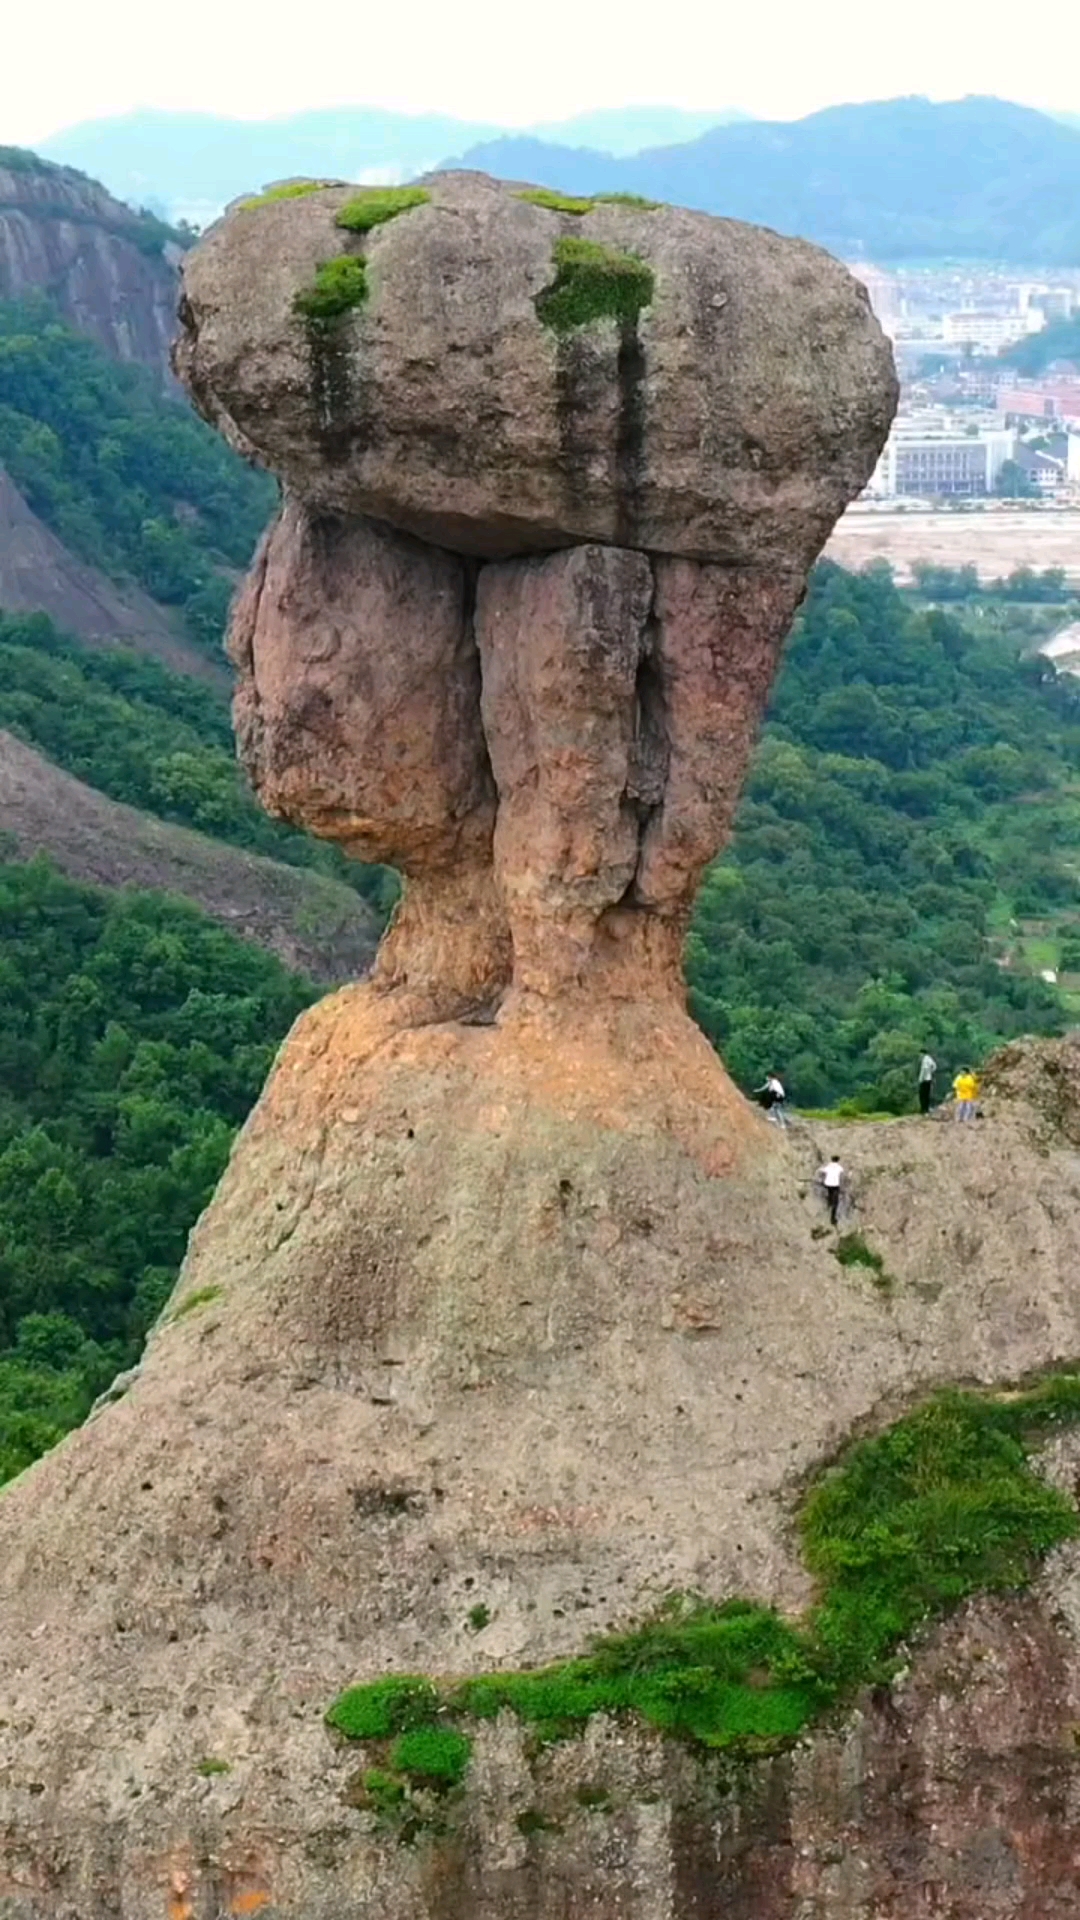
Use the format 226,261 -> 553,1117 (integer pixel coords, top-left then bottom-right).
952,1067 -> 979,1122
753,1072 -> 788,1128
816,1154 -> 845,1226
917,1050 -> 937,1115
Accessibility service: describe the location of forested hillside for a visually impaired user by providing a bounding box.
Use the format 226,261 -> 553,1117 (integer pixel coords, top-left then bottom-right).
0,297 -> 275,652
0,860 -> 313,1482
688,563 -> 1079,1109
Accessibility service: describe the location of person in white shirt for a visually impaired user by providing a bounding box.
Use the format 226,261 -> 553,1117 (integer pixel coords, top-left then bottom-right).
817,1155 -> 845,1226
754,1073 -> 788,1128
917,1052 -> 937,1116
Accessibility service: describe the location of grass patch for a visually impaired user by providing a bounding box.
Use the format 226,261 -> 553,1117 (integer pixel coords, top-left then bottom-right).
169,1285 -> 222,1322
467,1602 -> 492,1633
327,1376 -> 1080,1785
535,236 -> 655,334
516,188 -> 662,216
517,187 -> 596,215
238,180 -> 332,210
834,1232 -> 892,1293
335,186 -> 430,233
293,255 -> 368,324
195,1756 -> 231,1776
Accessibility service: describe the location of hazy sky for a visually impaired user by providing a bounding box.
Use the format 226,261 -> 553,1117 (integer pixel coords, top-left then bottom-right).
5,0 -> 1078,143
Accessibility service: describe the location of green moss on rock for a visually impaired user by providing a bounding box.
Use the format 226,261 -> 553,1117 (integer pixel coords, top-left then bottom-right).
535,236 -> 655,334
293,256 -> 368,324
327,1375 -> 1080,1785
169,1285 -> 222,1322
516,187 -> 597,216
238,180 -> 333,211
335,187 -> 431,233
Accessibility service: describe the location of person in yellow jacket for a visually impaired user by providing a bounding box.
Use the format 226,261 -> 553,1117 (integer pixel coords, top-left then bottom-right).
952,1068 -> 979,1122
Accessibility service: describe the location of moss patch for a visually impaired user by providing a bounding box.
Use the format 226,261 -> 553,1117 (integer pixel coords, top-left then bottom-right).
835,1231 -> 892,1293
238,180 -> 332,210
517,188 -> 662,216
169,1285 -> 222,1322
327,1376 -> 1080,1783
536,237 -> 655,334
335,187 -> 430,233
293,255 -> 368,324
517,187 -> 597,215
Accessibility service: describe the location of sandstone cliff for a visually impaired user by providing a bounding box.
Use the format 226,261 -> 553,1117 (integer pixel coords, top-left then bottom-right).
7,174 -> 1074,1920
0,148 -> 181,384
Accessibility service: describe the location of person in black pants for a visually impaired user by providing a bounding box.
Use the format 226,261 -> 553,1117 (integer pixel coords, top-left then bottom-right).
817,1156 -> 845,1226
917,1051 -> 937,1115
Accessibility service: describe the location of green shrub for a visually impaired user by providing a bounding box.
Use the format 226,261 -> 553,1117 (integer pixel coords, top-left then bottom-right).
326,1676 -> 439,1740
467,1602 -> 492,1633
238,180 -> 332,210
335,187 -> 430,233
535,237 -> 655,333
834,1233 -> 891,1291
326,1377 -> 1080,1769
293,255 -> 368,323
390,1726 -> 472,1787
195,1756 -> 231,1776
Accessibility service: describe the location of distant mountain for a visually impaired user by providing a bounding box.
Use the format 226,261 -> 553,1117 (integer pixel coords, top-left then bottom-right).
526,106 -> 747,154
449,96 -> 1080,265
37,104 -> 744,225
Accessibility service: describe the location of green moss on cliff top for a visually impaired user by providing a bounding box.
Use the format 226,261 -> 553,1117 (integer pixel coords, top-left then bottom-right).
535,236 -> 655,333
335,186 -> 431,233
238,180 -> 333,211
517,188 -> 662,215
328,1375 -> 1080,1778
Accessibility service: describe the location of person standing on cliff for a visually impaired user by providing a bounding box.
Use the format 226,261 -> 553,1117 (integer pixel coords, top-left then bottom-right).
917,1051 -> 937,1115
817,1154 -> 845,1226
952,1067 -> 979,1122
754,1073 -> 788,1128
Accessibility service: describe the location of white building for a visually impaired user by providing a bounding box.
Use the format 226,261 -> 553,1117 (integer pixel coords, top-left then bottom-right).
942,310 -> 1043,353
1069,435 -> 1080,486
869,418 -> 1016,499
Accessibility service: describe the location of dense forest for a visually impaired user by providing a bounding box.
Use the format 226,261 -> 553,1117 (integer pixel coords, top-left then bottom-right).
0,860 -> 313,1483
0,297 -> 275,650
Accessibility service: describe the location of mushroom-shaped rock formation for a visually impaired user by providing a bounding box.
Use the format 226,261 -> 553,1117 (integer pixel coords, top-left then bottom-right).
0,180 -> 939,1920
180,170 -> 896,1022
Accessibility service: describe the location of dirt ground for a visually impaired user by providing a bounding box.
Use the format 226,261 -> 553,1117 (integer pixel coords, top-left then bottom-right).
825,505 -> 1080,584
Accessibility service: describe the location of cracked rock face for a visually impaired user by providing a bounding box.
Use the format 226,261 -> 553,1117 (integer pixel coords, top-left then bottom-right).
177,170 -> 895,1015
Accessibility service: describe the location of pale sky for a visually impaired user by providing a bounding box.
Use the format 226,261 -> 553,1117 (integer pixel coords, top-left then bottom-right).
5,0 -> 1079,144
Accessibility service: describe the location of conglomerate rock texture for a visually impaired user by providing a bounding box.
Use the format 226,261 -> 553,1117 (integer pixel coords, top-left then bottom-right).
12,173 -> 1076,1920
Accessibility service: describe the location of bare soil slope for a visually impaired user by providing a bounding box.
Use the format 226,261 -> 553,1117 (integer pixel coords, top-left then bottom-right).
0,729 -> 378,983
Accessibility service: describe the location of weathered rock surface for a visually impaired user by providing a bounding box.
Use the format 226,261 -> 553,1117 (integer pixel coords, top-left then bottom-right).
175,170 -> 896,562
3,1023 -> 1080,1915
0,152 -> 181,385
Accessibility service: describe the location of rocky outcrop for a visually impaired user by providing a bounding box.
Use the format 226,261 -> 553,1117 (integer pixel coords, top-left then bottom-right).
0,150 -> 180,383
175,171 -> 895,562
179,171 -> 893,1021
